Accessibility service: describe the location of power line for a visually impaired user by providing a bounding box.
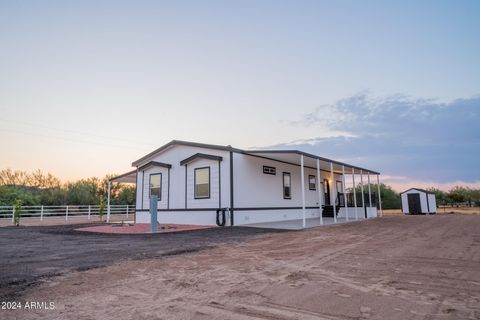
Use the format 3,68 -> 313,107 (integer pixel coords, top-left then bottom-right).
0,128 -> 153,152
0,117 -> 157,148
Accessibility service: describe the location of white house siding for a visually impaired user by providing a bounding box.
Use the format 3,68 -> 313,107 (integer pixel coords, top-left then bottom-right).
135,170 -> 142,210
339,207 -> 376,219
141,166 -> 169,210
427,194 -> 437,213
186,158 -> 221,209
233,153 -> 342,208
134,144 -> 378,226
134,144 -> 231,225
232,153 -> 345,225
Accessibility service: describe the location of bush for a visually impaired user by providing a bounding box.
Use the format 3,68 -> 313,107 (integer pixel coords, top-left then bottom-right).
13,199 -> 23,226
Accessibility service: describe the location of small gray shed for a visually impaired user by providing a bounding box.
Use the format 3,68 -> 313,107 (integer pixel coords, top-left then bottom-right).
401,188 -> 437,215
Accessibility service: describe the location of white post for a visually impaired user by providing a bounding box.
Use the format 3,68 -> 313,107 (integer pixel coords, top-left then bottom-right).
367,172 -> 372,218
360,170 -> 365,219
126,204 -> 129,218
342,165 -> 348,222
300,155 -> 306,229
316,159 -> 323,225
330,162 -> 337,223
107,181 -> 111,223
65,205 -> 69,221
377,174 -> 383,217
11,206 -> 15,224
88,205 -> 91,220
40,205 -> 44,221
352,168 -> 358,220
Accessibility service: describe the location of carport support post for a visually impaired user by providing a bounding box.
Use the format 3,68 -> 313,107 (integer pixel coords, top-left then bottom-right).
107,181 -> 111,223
377,175 -> 383,217
342,165 -> 348,222
352,168 -> 358,220
150,195 -> 158,233
360,170 -> 365,218
330,162 -> 337,223
316,159 -> 323,225
368,172 -> 372,216
301,155 -> 306,229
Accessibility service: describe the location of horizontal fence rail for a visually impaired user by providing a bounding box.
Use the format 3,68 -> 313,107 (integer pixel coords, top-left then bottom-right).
0,205 -> 134,223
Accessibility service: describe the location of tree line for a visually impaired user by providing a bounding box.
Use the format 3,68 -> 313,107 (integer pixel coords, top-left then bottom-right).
351,184 -> 480,209
0,169 -> 135,206
1,169 -> 479,208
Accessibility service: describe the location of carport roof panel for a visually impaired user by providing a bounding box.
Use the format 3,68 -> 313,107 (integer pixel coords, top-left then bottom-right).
110,170 -> 137,183
245,150 -> 379,175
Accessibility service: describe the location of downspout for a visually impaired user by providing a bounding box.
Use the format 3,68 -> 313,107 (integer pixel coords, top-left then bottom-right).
229,151 -> 234,226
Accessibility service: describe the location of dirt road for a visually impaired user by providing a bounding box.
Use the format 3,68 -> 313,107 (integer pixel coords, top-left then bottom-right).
2,215 -> 480,319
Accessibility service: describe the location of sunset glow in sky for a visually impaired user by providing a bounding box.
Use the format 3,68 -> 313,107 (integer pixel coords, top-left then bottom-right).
1,0 -> 479,191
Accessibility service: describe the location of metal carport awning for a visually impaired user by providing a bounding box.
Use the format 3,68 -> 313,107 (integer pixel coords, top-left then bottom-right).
244,150 -> 379,175
109,170 -> 137,183
106,170 -> 137,222
243,150 -> 383,226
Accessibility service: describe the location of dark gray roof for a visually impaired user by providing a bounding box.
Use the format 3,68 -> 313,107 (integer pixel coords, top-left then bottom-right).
245,149 -> 380,175
180,153 -> 223,166
132,140 -> 238,167
132,140 -> 380,174
138,161 -> 172,171
400,188 -> 436,195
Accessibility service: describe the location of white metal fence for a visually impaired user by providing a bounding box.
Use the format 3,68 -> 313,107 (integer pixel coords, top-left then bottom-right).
0,205 -> 133,224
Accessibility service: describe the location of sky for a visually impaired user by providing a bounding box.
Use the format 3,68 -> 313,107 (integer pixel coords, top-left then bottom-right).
0,0 -> 479,191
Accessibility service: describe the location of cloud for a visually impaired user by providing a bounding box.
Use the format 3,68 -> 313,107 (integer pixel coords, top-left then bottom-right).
269,93 -> 480,185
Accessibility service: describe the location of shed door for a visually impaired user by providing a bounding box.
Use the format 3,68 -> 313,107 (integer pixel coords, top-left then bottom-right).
407,194 -> 421,214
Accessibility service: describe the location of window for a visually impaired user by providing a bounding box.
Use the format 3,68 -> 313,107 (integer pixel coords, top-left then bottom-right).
283,172 -> 291,199
194,167 -> 210,199
263,166 -> 276,175
149,173 -> 161,200
336,181 -> 343,194
308,175 -> 316,190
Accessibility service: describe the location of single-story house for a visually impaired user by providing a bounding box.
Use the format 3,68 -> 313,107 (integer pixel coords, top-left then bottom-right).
401,188 -> 437,215
109,140 -> 383,228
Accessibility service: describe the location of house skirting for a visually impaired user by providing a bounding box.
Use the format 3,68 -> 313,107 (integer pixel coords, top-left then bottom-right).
135,207 -> 378,226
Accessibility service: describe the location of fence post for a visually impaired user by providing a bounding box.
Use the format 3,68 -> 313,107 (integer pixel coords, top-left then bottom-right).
11,206 -> 15,224
126,205 -> 129,218
40,205 -> 44,221
66,205 -> 69,221
88,205 -> 91,220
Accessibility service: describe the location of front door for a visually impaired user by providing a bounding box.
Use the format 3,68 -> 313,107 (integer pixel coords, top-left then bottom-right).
323,179 -> 330,205
336,181 -> 343,206
408,194 -> 422,214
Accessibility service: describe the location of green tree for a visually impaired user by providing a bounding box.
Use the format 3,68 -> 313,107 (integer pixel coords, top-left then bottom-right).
448,186 -> 468,206
427,188 -> 447,206
115,185 -> 136,205
350,183 -> 401,209
0,185 -> 40,206
66,180 -> 99,205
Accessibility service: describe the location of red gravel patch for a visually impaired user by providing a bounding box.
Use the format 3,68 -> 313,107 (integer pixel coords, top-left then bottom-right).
76,223 -> 213,234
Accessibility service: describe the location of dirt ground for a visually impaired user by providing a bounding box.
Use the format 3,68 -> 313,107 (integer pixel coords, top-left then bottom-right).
0,223 -> 280,301
2,215 -> 480,320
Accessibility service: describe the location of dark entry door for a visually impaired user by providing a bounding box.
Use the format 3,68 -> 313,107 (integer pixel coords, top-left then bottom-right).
323,179 -> 330,205
408,194 -> 421,214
